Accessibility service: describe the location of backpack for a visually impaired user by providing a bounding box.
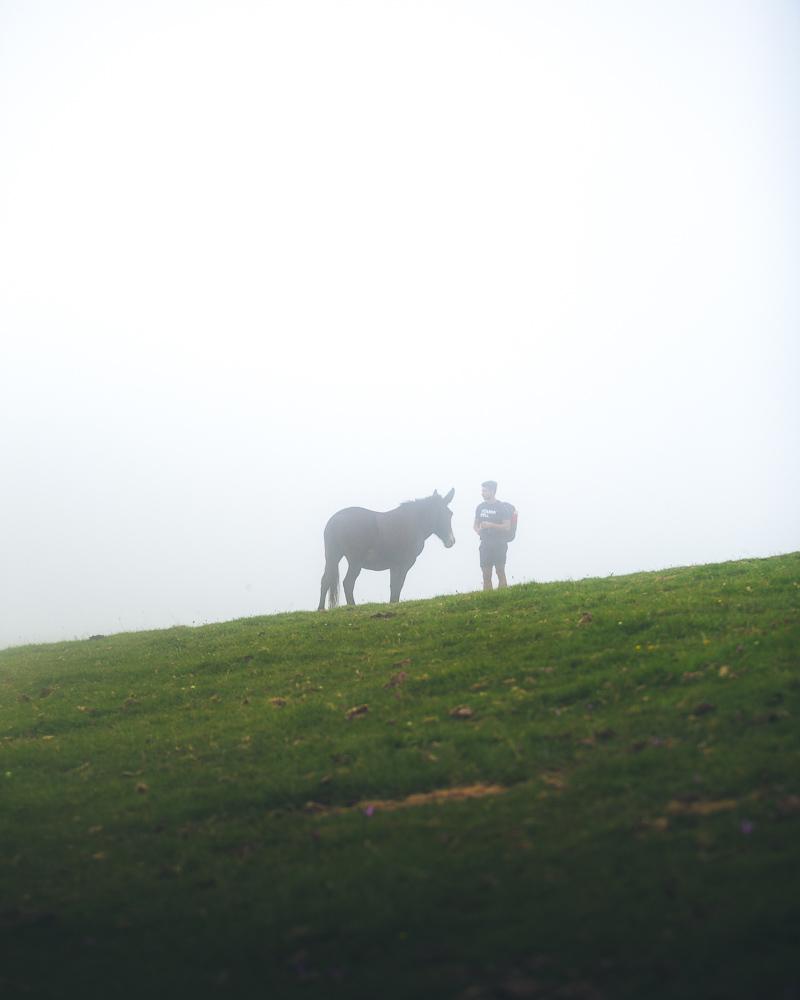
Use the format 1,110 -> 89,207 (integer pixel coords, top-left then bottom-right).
507,505 -> 518,541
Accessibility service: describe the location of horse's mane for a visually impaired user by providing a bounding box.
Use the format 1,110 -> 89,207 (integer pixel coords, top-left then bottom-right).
400,495 -> 433,508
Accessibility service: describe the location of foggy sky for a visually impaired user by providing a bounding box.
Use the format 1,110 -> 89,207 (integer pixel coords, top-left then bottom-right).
2,0 -> 798,649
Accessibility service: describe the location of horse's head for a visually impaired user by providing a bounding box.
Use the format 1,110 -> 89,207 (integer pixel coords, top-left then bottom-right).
430,488 -> 456,548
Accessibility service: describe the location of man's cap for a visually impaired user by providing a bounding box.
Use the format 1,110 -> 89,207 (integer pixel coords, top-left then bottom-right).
482,480 -> 498,492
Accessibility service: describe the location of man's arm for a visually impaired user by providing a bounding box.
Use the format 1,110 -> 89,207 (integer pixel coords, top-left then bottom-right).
480,519 -> 511,532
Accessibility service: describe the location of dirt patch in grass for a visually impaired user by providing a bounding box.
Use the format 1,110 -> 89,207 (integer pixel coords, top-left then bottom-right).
309,783 -> 508,815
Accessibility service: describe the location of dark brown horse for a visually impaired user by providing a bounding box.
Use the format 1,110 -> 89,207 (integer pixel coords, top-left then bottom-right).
318,489 -> 455,609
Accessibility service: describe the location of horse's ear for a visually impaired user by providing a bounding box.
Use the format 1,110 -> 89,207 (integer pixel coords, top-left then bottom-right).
433,489 -> 439,497
443,488 -> 455,505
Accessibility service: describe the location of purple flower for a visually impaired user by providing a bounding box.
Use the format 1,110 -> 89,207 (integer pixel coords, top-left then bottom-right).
740,819 -> 754,835
364,805 -> 375,818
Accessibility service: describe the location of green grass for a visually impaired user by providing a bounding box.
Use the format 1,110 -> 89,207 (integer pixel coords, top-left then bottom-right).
2,554 -> 799,999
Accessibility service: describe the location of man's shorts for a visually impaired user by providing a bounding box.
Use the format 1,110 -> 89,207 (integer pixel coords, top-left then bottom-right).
479,540 -> 508,569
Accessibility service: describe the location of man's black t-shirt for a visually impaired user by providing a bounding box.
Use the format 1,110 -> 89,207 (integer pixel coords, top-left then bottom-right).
475,500 -> 514,542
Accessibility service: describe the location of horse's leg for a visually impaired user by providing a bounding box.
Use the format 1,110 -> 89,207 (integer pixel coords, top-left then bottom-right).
342,559 -> 362,606
389,565 -> 410,604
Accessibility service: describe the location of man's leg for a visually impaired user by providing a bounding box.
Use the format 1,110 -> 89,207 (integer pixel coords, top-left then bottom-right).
496,544 -> 508,588
480,543 -> 493,590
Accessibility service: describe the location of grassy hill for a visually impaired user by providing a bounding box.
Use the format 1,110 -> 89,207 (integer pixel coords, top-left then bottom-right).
1,553 -> 799,999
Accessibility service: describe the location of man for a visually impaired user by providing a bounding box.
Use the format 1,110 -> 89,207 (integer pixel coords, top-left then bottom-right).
474,480 -> 514,591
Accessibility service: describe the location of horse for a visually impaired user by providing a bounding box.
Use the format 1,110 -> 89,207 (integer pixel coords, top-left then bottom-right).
318,489 -> 455,609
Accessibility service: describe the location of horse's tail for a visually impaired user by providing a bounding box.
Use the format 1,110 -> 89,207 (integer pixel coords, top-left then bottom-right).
319,527 -> 341,610
327,559 -> 340,609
